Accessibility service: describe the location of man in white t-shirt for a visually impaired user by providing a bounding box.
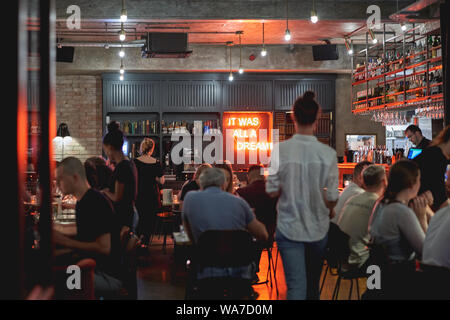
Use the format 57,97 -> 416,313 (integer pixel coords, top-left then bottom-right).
331,161 -> 372,224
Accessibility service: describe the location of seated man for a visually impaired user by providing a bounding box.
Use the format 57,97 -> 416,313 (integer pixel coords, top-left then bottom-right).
178,163 -> 212,210
53,157 -> 122,297
338,165 -> 387,270
182,167 -> 268,279
331,161 -> 372,224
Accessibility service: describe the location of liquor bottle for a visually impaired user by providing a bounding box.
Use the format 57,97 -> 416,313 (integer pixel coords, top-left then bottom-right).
436,36 -> 442,57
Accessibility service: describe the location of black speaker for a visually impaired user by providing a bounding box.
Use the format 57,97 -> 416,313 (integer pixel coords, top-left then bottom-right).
56,46 -> 75,62
312,44 -> 339,61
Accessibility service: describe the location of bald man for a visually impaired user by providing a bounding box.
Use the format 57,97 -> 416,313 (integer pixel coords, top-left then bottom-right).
54,156 -> 122,297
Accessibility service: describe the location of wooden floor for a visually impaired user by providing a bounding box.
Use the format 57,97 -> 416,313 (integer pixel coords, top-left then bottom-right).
137,237 -> 367,300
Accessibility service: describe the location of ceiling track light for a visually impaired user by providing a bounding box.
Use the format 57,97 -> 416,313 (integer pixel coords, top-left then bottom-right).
285,0 -> 291,41
310,0 -> 318,24
344,38 -> 353,55
368,29 -> 377,44
120,0 -> 128,22
261,22 -> 267,56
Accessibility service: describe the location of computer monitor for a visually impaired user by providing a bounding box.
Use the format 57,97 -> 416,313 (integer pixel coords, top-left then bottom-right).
407,148 -> 423,159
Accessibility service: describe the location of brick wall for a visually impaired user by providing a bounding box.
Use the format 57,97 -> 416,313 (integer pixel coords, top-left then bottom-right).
53,75 -> 103,163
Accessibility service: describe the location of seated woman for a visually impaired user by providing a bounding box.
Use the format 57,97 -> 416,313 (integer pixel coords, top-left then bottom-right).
370,160 -> 429,263
369,160 -> 430,298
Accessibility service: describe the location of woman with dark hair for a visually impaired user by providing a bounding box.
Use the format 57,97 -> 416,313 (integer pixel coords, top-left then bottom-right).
414,124 -> 450,211
213,161 -> 234,193
370,160 -> 428,263
266,91 -> 339,300
369,160 -> 432,299
84,156 -> 112,190
101,121 -> 138,232
134,138 -> 165,247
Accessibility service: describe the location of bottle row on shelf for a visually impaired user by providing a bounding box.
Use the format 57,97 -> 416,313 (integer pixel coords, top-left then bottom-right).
118,120 -> 159,135
353,68 -> 443,110
113,119 -> 222,136
353,35 -> 442,83
161,120 -> 221,135
353,145 -> 390,164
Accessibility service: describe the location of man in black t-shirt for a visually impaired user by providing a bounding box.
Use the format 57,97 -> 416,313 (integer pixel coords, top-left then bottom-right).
53,157 -> 122,296
405,125 -> 431,149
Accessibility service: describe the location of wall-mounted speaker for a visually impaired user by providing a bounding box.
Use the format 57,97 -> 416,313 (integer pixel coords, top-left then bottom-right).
56,46 -> 75,62
312,44 -> 339,61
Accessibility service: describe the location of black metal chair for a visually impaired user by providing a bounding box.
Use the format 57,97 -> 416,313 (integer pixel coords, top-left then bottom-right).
185,229 -> 258,300
325,222 -> 367,300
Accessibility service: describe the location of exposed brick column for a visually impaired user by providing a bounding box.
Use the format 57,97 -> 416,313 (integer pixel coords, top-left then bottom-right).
54,75 -> 103,163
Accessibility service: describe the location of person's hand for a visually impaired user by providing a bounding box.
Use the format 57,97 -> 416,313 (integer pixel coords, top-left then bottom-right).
329,208 -> 336,220
422,191 -> 434,207
410,195 -> 428,221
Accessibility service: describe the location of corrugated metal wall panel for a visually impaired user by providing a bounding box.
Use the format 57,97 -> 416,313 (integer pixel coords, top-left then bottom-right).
223,81 -> 272,110
106,80 -> 160,112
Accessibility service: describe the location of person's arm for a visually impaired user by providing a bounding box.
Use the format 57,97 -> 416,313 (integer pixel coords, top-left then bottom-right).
247,218 -> 268,242
53,230 -> 111,256
102,180 -> 125,203
53,223 -> 77,237
323,156 -> 340,212
266,146 -> 281,198
181,193 -> 194,242
399,204 -> 426,256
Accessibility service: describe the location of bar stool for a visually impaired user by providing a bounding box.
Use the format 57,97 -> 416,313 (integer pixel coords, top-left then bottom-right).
149,207 -> 176,253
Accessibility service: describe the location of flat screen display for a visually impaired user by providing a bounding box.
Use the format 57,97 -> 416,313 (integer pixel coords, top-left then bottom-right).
407,148 -> 423,159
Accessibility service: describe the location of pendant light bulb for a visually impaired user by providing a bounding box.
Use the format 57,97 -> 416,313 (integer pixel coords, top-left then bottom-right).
119,29 -> 126,41
261,46 -> 267,56
120,9 -> 128,23
119,74 -> 124,81
119,48 -> 125,58
310,10 -> 318,23
284,29 -> 291,41
229,72 -> 234,81
401,23 -> 407,31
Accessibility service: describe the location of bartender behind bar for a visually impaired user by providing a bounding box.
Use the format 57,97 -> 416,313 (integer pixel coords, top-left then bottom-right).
405,125 -> 431,150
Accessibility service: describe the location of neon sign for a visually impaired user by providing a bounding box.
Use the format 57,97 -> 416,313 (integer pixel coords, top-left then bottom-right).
223,113 -> 273,152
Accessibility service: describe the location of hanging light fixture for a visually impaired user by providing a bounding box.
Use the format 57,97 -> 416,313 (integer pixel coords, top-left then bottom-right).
120,0 -> 128,22
284,0 -> 291,41
119,23 -> 126,41
238,32 -> 244,74
119,60 -> 125,74
104,23 -> 110,49
369,29 -> 377,44
119,74 -> 124,81
119,45 -> 125,57
400,23 -> 407,31
310,0 -> 318,23
344,38 -> 353,55
227,43 -> 234,81
261,22 -> 267,56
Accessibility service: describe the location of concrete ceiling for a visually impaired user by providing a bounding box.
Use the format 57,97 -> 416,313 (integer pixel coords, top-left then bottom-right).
52,0 -> 423,45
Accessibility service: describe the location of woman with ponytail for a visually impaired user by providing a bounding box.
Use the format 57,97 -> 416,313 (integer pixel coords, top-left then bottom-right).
101,121 -> 138,233
266,91 -> 339,300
